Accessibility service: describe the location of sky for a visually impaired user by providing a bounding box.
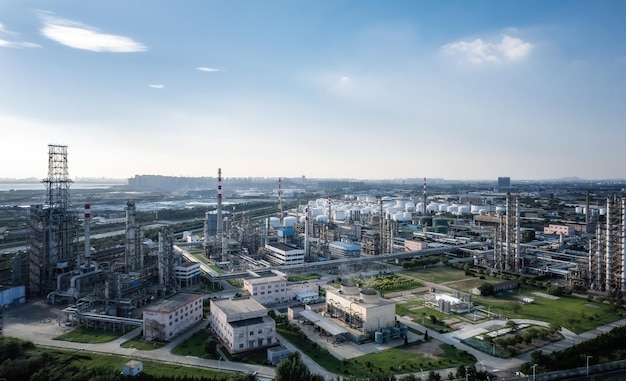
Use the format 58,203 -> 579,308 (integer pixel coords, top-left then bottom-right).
1,1 -> 625,181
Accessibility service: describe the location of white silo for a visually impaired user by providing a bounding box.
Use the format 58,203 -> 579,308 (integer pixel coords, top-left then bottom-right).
458,205 -> 471,214
283,216 -> 297,227
268,217 -> 281,228
334,209 -> 347,221
316,215 -> 329,223
438,203 -> 449,212
405,202 -> 416,212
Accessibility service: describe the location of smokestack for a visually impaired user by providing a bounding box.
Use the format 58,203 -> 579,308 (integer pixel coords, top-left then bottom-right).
84,204 -> 91,268
125,201 -> 136,271
278,177 -> 283,223
304,206 -> 310,259
217,167 -> 222,243
586,190 -> 590,224
422,177 -> 427,215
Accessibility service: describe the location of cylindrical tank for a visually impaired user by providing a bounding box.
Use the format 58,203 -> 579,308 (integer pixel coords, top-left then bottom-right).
447,205 -> 458,214
283,216 -> 297,227
420,216 -> 433,226
268,217 -> 280,228
438,203 -> 449,212
433,218 -> 448,227
375,331 -> 383,345
495,206 -> 507,215
458,205 -> 471,214
360,289 -> 379,303
311,207 -> 325,216
315,215 -> 328,223
334,210 -> 346,221
383,328 -> 391,343
341,279 -> 359,295
405,203 -> 416,212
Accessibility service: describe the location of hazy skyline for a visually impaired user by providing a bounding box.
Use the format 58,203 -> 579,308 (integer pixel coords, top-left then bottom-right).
1,1 -> 625,181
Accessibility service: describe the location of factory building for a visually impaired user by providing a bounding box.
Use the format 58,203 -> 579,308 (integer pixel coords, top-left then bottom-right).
328,241 -> 361,258
264,242 -> 304,266
143,292 -> 203,341
174,261 -> 201,288
243,275 -> 287,305
324,280 -> 396,342
210,298 -> 276,354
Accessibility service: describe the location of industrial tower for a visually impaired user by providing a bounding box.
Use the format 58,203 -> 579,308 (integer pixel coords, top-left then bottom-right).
29,145 -> 79,296
493,192 -> 521,273
590,195 -> 626,293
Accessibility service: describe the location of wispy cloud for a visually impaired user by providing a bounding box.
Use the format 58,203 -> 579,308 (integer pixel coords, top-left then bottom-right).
0,22 -> 40,48
442,34 -> 533,64
196,67 -> 222,72
39,12 -> 146,53
149,84 -> 164,89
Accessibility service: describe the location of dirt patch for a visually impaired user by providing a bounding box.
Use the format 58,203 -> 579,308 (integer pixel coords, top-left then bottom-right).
407,339 -> 445,358
584,303 -> 600,309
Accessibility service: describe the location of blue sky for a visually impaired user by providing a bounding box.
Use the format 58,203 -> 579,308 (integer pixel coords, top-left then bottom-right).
1,1 -> 625,181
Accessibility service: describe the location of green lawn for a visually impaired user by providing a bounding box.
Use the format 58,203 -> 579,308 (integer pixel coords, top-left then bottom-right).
172,329 -> 217,358
288,273 -> 321,282
473,293 -> 623,334
120,335 -> 164,350
192,253 -> 208,264
53,327 -> 129,343
210,264 -> 225,273
402,267 -> 470,284
39,347 -> 230,380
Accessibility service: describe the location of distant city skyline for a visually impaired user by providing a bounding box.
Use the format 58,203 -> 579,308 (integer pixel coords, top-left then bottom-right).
1,1 -> 625,180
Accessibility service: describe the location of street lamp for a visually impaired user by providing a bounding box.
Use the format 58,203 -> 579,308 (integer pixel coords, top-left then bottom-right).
587,355 -> 593,376
532,363 -> 538,381
492,342 -> 496,357
218,356 -> 223,372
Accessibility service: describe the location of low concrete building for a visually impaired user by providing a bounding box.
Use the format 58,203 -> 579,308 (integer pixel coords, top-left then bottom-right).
174,261 -> 201,288
143,292 -> 203,341
265,242 -> 304,265
210,298 -> 276,354
243,275 -> 287,305
122,360 -> 143,376
325,280 -> 396,341
267,345 -> 290,365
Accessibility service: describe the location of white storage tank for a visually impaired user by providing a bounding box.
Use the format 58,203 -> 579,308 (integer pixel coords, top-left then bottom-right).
447,205 -> 458,214
495,206 -> 507,215
405,203 -> 416,212
283,216 -> 297,227
311,207 -> 325,216
268,217 -> 281,228
438,203 -> 449,212
575,206 -> 583,214
427,203 -> 440,213
458,205 -> 471,214
315,215 -> 329,223
333,209 -> 346,221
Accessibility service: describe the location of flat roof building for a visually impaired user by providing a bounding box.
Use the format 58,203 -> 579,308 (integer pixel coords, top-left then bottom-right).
210,298 -> 276,354
265,242 -> 304,266
143,292 -> 203,341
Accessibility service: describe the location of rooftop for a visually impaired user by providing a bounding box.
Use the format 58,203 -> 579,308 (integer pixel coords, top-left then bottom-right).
245,275 -> 286,285
212,297 -> 266,316
143,292 -> 201,313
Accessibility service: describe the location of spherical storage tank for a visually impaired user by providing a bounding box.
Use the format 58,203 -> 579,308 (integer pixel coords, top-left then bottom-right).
283,216 -> 297,227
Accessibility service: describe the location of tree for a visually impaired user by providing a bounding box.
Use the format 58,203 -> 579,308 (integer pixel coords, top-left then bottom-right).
424,330 -> 429,341
455,365 -> 467,379
427,370 -> 441,381
430,315 -> 438,325
275,352 -> 311,381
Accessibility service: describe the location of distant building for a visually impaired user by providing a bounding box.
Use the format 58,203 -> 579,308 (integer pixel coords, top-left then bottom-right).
210,298 -> 276,354
329,241 -> 361,258
544,224 -> 575,237
143,293 -> 203,341
497,177 -> 511,191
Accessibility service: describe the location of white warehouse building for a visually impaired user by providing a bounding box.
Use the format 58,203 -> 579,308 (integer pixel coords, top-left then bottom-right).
265,242 -> 304,266
210,298 -> 276,354
143,292 -> 204,341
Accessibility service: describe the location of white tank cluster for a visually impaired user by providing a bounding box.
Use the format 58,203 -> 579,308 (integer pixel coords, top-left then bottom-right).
283,216 -> 297,227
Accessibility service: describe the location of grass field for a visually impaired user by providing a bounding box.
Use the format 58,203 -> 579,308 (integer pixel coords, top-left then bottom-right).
120,335 -> 164,350
172,329 -> 216,358
53,327 -> 129,343
39,347 -> 230,380
402,266 -> 469,284
288,273 -> 321,282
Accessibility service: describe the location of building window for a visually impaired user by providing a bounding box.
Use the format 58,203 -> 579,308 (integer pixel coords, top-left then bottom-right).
239,343 -> 244,349
250,331 -> 254,335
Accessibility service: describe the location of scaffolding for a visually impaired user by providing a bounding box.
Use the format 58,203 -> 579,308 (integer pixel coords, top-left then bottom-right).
29,145 -> 79,296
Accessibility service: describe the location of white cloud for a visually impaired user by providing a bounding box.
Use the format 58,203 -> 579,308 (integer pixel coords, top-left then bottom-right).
149,84 -> 164,89
442,34 -> 533,64
0,21 -> 40,48
39,13 -> 146,53
197,67 -> 222,72
340,76 -> 350,82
